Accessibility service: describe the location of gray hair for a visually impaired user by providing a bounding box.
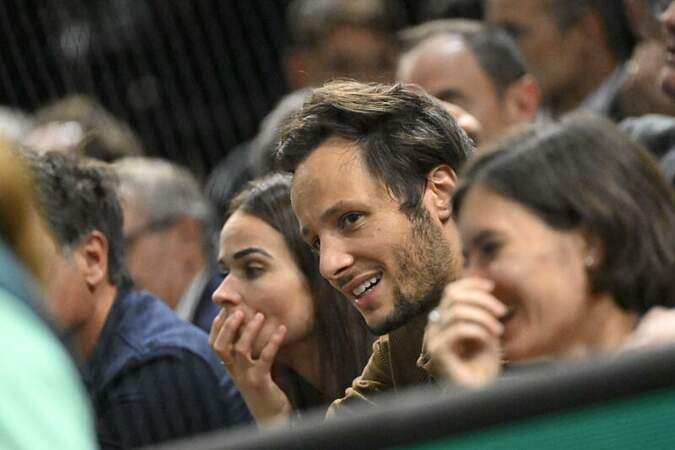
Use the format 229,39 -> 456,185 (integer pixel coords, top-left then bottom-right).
113,157 -> 215,261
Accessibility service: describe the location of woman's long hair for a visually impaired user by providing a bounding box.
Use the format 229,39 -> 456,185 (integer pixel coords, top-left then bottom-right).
227,172 -> 374,401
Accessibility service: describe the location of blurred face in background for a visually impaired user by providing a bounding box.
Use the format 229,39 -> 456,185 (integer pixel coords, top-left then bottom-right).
660,0 -> 675,98
121,204 -> 193,310
288,25 -> 398,88
213,210 -> 316,358
486,0 -> 587,112
39,225 -> 99,340
398,35 -> 514,145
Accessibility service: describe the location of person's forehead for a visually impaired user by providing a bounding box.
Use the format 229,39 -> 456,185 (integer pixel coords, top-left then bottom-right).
405,38 -> 482,87
409,35 -> 471,70
220,212 -> 279,249
290,138 -> 387,222
292,138 -> 362,191
120,202 -> 145,232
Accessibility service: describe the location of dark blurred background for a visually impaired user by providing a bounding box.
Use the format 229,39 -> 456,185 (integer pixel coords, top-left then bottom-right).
0,0 -> 466,179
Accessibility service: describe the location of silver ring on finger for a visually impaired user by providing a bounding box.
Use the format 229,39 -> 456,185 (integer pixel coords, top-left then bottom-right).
428,308 -> 441,323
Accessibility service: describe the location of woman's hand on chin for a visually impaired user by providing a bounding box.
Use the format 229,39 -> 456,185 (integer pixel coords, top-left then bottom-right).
209,309 -> 292,426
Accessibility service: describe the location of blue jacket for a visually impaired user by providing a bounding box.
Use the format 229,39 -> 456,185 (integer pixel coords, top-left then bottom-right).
82,289 -> 252,449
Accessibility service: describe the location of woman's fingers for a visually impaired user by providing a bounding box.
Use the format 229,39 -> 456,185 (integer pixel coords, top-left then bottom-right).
428,320 -> 502,387
258,325 -> 286,372
211,310 -> 245,363
442,303 -> 504,337
208,308 -> 227,347
441,278 -> 507,318
425,277 -> 506,386
427,279 -> 507,341
234,312 -> 265,358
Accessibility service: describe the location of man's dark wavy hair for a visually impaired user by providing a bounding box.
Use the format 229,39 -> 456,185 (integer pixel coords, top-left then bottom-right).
276,80 -> 473,216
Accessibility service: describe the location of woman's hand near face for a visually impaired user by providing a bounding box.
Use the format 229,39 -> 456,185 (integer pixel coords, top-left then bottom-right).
209,309 -> 291,426
425,277 -> 507,388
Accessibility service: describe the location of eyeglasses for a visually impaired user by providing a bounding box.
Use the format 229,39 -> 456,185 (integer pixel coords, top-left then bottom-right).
124,216 -> 178,248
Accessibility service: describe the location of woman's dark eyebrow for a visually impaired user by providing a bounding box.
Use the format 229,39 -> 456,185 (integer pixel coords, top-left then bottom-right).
232,247 -> 272,260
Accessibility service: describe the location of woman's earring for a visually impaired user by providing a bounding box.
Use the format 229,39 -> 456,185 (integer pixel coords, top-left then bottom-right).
584,255 -> 595,268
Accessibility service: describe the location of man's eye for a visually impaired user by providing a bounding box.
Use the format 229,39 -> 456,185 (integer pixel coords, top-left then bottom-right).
340,212 -> 362,228
311,237 -> 321,253
219,267 -> 230,278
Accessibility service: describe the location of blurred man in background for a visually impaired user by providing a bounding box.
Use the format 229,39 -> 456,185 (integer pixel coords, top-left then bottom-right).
397,20 -> 539,146
486,0 -> 636,120
284,0 -> 405,88
29,152 -> 251,449
114,156 -> 221,332
23,95 -> 145,161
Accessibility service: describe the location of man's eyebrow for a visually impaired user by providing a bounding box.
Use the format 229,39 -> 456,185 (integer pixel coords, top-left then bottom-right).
232,247 -> 272,259
320,201 -> 353,223
300,201 -> 353,239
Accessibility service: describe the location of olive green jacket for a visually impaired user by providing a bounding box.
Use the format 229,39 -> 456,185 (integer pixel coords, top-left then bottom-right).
327,312 -> 436,416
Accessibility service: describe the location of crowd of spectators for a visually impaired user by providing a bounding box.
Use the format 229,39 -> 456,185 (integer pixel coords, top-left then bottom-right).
3,0 -> 675,448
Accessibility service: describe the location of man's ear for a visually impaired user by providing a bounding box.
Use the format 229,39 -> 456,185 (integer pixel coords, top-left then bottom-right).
504,74 -> 541,124
73,231 -> 109,289
423,165 -> 457,223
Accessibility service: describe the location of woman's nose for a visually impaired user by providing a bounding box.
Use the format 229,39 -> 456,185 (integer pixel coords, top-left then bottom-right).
211,277 -> 242,307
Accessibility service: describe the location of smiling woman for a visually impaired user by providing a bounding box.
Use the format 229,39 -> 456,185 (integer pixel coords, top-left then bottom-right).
209,173 -> 374,425
426,113 -> 675,387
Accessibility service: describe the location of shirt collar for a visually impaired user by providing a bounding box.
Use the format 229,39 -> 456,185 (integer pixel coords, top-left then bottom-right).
174,270 -> 208,322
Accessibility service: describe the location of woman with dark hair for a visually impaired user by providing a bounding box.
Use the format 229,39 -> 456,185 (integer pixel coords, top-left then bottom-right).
425,114 -> 675,386
209,173 -> 373,424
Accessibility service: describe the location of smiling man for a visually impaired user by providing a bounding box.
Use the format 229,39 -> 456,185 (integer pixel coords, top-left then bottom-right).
277,80 -> 473,413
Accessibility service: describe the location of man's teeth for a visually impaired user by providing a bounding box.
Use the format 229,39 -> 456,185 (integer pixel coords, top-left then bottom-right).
353,277 -> 380,297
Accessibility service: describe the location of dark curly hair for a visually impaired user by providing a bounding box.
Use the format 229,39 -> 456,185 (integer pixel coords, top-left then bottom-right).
27,151 -> 131,288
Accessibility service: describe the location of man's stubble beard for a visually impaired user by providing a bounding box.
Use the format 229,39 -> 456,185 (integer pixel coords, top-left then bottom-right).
370,209 -> 457,336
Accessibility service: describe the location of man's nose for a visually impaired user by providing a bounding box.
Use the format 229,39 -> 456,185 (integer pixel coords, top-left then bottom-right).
319,236 -> 354,283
